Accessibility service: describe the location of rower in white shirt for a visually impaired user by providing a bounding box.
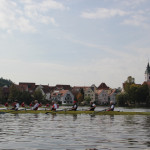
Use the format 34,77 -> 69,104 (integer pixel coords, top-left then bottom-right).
32,100 -> 39,110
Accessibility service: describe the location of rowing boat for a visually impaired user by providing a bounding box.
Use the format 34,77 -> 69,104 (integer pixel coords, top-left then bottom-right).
0,109 -> 150,115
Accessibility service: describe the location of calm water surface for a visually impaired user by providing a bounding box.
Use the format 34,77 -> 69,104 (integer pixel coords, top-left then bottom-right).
0,108 -> 150,150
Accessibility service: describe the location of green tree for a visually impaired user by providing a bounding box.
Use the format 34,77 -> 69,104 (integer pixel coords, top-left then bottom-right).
116,92 -> 129,106
8,84 -> 21,103
124,76 -> 135,93
84,97 -> 91,105
0,77 -> 13,87
19,91 -> 33,105
0,87 -> 4,104
136,84 -> 149,104
128,84 -> 140,104
76,92 -> 84,104
33,89 -> 44,103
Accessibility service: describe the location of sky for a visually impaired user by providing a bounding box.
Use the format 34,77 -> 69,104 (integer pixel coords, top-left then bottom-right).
0,0 -> 150,88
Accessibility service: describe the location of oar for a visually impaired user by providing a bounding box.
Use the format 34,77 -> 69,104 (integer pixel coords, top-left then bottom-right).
0,107 -> 28,114
45,108 -> 70,114
90,109 -> 107,116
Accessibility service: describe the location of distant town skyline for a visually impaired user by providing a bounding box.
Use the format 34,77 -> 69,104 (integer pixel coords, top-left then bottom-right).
0,0 -> 150,88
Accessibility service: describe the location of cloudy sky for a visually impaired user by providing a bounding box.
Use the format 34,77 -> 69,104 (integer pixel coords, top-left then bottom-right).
0,0 -> 150,88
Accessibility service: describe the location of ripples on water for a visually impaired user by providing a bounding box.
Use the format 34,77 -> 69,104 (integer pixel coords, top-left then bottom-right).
0,112 -> 150,150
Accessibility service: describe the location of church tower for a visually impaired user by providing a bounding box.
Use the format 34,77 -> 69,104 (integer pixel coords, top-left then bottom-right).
145,62 -> 150,82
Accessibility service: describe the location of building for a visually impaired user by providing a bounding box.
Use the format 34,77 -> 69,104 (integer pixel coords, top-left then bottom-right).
97,82 -> 109,90
95,89 -> 108,105
55,84 -> 72,90
109,89 -> 117,103
19,82 -> 36,93
84,85 -> 97,102
35,85 -> 51,100
145,62 -> 150,82
51,90 -> 74,104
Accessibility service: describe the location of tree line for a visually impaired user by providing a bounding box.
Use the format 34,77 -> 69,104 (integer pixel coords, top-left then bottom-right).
0,77 -> 45,105
0,77 -> 13,87
116,76 -> 150,107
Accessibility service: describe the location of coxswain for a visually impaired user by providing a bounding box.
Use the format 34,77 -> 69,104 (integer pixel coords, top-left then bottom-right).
71,100 -> 78,111
106,101 -> 115,111
51,101 -> 57,111
89,101 -> 96,111
32,100 -> 39,110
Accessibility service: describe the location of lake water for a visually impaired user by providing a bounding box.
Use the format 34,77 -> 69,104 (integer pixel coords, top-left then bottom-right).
0,107 -> 150,150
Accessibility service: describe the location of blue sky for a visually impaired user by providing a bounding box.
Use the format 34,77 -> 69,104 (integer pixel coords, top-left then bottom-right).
0,0 -> 150,88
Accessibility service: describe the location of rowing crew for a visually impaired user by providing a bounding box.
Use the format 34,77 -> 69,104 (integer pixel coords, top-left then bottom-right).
86,100 -> 114,111
4,100 -> 115,112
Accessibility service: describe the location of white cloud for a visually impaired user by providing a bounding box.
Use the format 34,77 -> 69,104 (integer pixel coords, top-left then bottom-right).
121,0 -> 147,8
0,0 -> 36,33
0,0 -> 67,33
122,15 -> 149,28
81,8 -> 128,19
81,6 -> 150,29
22,0 -> 67,26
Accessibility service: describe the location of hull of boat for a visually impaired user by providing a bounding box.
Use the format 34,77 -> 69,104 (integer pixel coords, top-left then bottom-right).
0,110 -> 150,115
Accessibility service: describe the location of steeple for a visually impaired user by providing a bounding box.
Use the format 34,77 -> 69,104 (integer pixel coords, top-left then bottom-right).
145,62 -> 150,82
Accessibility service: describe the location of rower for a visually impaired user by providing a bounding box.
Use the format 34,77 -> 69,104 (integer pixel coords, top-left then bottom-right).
29,102 -> 33,107
21,102 -> 25,107
51,101 -> 57,111
39,103 -> 42,107
89,101 -> 96,111
5,102 -> 9,108
32,100 -> 39,110
70,100 -> 78,111
106,101 -> 115,111
12,100 -> 19,111
46,103 -> 50,107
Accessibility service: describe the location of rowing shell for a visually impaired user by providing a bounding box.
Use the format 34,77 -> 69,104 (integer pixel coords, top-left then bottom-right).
0,110 -> 150,115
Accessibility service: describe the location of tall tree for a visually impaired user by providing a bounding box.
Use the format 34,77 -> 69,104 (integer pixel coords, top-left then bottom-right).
116,92 -> 129,106
0,87 -> 4,104
33,89 -> 44,103
124,76 -> 135,93
19,91 -> 33,105
0,77 -> 13,87
76,92 -> 84,104
8,84 -> 21,102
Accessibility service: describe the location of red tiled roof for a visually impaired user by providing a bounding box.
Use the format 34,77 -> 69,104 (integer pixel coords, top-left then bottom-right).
143,81 -> 150,86
97,83 -> 109,90
55,84 -> 72,90
96,89 -> 103,94
19,82 -> 36,92
51,90 -> 69,97
109,89 -> 116,96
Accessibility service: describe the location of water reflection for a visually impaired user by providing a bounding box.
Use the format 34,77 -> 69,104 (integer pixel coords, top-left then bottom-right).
110,115 -> 114,121
0,113 -> 150,150
73,114 -> 77,121
51,113 -> 57,120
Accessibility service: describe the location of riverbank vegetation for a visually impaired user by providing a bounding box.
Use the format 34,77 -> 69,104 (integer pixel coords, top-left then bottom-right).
116,76 -> 150,107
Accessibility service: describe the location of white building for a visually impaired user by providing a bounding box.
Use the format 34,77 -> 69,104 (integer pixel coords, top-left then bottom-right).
109,89 -> 117,104
51,90 -> 74,104
96,89 -> 108,105
84,85 -> 97,101
35,85 -> 51,100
